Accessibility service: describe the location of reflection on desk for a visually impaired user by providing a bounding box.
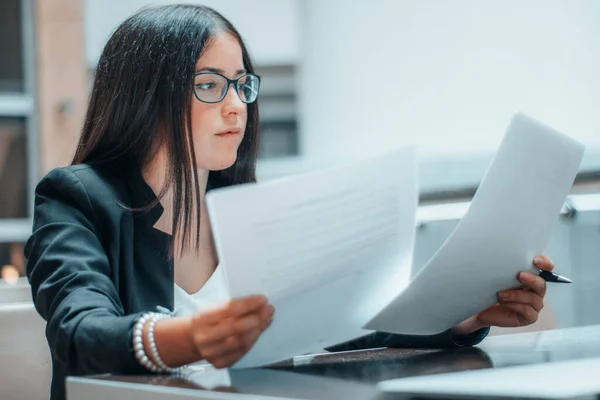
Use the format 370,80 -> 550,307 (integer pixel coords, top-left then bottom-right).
67,325 -> 600,400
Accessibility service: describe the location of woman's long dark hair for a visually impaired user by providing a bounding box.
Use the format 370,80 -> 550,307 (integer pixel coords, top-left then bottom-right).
72,5 -> 260,254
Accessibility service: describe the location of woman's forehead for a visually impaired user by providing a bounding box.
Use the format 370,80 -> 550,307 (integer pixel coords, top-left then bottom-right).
195,33 -> 244,72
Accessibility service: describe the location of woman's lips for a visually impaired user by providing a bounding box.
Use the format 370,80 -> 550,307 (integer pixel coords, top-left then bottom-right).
216,127 -> 241,137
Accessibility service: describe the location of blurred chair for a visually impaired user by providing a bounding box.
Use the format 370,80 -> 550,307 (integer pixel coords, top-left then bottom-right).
0,278 -> 32,304
0,302 -> 51,400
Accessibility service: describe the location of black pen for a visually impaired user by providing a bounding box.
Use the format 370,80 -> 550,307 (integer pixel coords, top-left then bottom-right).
538,270 -> 572,283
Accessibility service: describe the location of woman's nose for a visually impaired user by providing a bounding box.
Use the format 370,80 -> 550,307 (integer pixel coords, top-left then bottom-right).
221,84 -> 245,115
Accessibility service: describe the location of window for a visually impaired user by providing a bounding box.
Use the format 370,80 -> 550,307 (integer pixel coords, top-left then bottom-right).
0,0 -> 24,93
255,65 -> 298,159
0,118 -> 28,219
0,0 -> 36,280
259,120 -> 298,159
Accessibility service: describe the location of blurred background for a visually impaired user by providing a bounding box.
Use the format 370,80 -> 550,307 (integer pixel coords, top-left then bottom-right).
1,0 -> 599,331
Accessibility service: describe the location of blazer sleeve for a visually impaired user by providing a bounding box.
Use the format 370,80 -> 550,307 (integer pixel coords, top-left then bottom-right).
24,168 -> 148,375
326,327 -> 490,352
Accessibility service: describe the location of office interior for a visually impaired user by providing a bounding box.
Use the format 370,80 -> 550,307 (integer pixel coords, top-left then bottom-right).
1,1 -> 599,399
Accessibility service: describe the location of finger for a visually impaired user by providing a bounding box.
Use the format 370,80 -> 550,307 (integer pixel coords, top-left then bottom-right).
211,350 -> 246,369
240,327 -> 262,351
230,313 -> 264,335
199,296 -> 268,325
497,289 -> 544,312
500,302 -> 539,326
192,313 -> 262,347
259,305 -> 275,329
517,272 -> 547,298
533,255 -> 554,272
474,304 -> 520,328
200,335 -> 245,360
225,296 -> 270,319
262,314 -> 274,331
204,327 -> 263,362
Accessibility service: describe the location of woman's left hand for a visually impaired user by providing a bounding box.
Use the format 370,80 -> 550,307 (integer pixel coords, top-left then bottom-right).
453,255 -> 554,335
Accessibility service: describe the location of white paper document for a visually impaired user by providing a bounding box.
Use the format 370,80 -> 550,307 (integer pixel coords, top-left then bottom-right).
364,113 -> 585,335
206,148 -> 418,367
377,357 -> 600,398
479,324 -> 600,352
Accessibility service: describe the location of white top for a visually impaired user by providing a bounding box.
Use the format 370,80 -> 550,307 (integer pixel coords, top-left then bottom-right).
173,264 -> 230,317
173,264 -> 232,372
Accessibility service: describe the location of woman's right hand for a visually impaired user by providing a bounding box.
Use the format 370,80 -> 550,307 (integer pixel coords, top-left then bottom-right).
189,295 -> 274,368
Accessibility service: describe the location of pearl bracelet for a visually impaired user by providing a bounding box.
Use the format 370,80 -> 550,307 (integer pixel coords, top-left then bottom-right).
133,313 -> 160,372
147,313 -> 181,373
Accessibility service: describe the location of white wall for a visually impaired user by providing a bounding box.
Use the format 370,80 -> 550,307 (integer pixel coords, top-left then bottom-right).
83,0 -> 300,67
296,0 -> 600,188
83,0 -> 600,191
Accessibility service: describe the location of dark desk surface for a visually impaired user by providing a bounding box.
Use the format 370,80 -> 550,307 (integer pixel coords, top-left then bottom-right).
67,325 -> 600,400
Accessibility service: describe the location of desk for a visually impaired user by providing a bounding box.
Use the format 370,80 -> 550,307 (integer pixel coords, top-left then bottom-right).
66,325 -> 600,400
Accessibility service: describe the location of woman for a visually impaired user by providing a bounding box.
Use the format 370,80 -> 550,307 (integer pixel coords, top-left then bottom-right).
25,5 -> 554,400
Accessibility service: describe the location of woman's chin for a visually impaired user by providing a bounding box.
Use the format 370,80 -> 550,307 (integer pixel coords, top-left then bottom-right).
203,154 -> 238,171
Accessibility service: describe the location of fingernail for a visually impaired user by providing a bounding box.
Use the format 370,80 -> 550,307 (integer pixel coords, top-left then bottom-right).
518,272 -> 527,281
533,256 -> 543,265
498,291 -> 510,301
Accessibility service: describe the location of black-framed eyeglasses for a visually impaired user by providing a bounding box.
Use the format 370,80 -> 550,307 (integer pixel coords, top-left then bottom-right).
193,72 -> 261,104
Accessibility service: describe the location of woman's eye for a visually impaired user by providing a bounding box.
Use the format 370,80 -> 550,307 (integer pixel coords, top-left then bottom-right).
197,82 -> 217,90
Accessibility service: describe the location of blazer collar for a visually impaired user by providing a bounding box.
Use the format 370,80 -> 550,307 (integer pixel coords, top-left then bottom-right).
125,165 -> 219,228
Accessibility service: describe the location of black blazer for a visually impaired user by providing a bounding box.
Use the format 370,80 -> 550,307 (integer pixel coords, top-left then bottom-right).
25,165 -> 489,400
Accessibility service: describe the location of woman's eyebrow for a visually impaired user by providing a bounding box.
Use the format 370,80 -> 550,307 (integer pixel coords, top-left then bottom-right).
196,66 -> 247,75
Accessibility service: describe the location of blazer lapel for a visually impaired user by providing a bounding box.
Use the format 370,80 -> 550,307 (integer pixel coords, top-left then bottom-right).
126,166 -> 174,312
